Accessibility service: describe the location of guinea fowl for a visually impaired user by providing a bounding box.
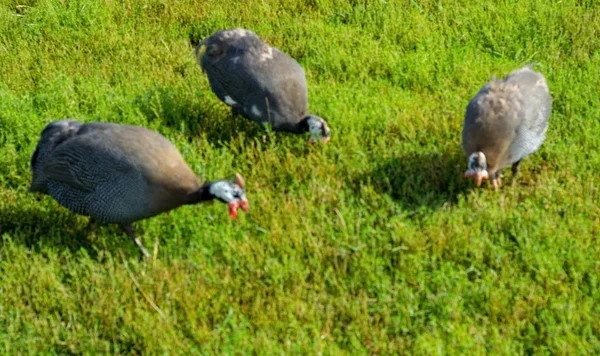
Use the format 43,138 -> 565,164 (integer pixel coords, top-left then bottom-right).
195,28 -> 331,143
29,120 -> 249,257
462,65 -> 552,188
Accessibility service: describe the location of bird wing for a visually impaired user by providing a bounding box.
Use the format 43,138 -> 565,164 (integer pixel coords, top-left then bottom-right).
234,49 -> 308,123
42,134 -> 132,193
216,53 -> 266,103
507,72 -> 552,160
462,83 -> 518,170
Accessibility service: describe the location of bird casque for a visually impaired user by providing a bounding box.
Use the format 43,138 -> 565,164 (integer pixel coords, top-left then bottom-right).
29,120 -> 249,257
462,65 -> 552,188
195,28 -> 331,144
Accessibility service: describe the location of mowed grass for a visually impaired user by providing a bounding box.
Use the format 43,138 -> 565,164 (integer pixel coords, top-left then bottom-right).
0,0 -> 599,353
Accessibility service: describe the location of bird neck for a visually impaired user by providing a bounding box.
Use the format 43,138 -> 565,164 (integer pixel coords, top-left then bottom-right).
187,182 -> 216,205
298,116 -> 311,133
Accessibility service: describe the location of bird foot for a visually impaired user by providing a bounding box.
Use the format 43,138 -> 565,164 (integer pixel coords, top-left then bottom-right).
121,224 -> 151,259
491,177 -> 502,190
133,237 -> 151,259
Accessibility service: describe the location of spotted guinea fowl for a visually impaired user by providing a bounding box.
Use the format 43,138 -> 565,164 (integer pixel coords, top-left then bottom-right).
462,65 -> 552,188
29,120 -> 249,257
195,28 -> 331,143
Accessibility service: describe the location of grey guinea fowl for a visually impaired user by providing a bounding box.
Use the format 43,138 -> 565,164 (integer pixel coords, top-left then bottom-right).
462,65 -> 552,188
29,120 -> 249,257
195,28 -> 331,143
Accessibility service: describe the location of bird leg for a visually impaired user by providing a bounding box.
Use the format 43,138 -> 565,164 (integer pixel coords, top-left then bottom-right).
121,223 -> 151,259
511,160 -> 522,176
86,217 -> 97,232
510,160 -> 522,186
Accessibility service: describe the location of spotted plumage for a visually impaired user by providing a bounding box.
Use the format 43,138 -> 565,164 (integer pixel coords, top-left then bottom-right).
195,28 -> 331,143
462,65 -> 552,188
30,120 -> 249,257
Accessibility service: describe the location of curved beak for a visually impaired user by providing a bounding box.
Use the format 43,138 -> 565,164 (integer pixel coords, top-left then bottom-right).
308,135 -> 331,145
464,170 -> 489,187
474,174 -> 485,187
239,199 -> 249,213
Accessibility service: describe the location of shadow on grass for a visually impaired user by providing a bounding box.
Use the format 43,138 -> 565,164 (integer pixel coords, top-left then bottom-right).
135,86 -> 268,147
352,149 -> 471,211
0,199 -> 143,260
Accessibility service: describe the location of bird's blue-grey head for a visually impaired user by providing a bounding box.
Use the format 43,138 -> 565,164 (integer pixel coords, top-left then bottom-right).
304,114 -> 331,144
201,173 -> 249,219
29,119 -> 82,193
464,151 -> 489,187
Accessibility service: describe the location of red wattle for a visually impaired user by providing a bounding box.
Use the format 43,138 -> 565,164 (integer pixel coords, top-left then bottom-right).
228,202 -> 238,219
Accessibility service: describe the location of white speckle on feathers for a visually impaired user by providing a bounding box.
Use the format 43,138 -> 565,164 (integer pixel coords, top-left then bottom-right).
260,47 -> 273,62
223,29 -> 249,39
251,105 -> 262,117
536,77 -> 548,90
224,96 -> 238,106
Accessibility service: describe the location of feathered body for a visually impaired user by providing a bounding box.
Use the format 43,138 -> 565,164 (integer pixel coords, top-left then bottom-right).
30,121 -> 201,223
462,66 -> 552,187
196,28 -> 330,142
30,120 -> 248,257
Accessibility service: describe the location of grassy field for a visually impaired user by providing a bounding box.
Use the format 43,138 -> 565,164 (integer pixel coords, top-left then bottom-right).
1,0 -> 599,353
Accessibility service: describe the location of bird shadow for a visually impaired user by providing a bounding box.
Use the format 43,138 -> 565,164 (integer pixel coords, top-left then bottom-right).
0,201 -> 98,257
135,86 -> 268,147
351,149 -> 472,211
0,198 -> 143,260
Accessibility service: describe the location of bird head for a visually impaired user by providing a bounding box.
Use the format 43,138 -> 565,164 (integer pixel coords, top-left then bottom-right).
207,173 -> 249,219
305,115 -> 331,144
464,152 -> 489,187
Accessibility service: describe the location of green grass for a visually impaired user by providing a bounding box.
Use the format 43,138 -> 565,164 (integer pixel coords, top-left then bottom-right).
1,0 -> 599,353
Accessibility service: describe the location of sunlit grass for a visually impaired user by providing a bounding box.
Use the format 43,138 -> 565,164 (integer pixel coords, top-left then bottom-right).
0,0 -> 599,353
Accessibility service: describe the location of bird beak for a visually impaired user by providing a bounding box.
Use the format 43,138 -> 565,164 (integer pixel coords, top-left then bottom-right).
239,199 -> 249,213
308,135 -> 331,145
464,170 -> 489,187
474,174 -> 484,187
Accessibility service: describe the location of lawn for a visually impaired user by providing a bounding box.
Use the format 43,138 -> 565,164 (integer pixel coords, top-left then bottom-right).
1,0 -> 599,354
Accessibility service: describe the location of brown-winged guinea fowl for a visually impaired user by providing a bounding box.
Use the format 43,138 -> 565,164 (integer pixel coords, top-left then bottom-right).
29,120 -> 249,257
462,65 -> 552,188
195,28 -> 331,144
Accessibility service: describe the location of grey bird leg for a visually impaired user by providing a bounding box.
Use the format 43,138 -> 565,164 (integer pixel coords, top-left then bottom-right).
121,223 -> 151,259
512,160 -> 522,176
510,159 -> 522,186
86,217 -> 97,231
